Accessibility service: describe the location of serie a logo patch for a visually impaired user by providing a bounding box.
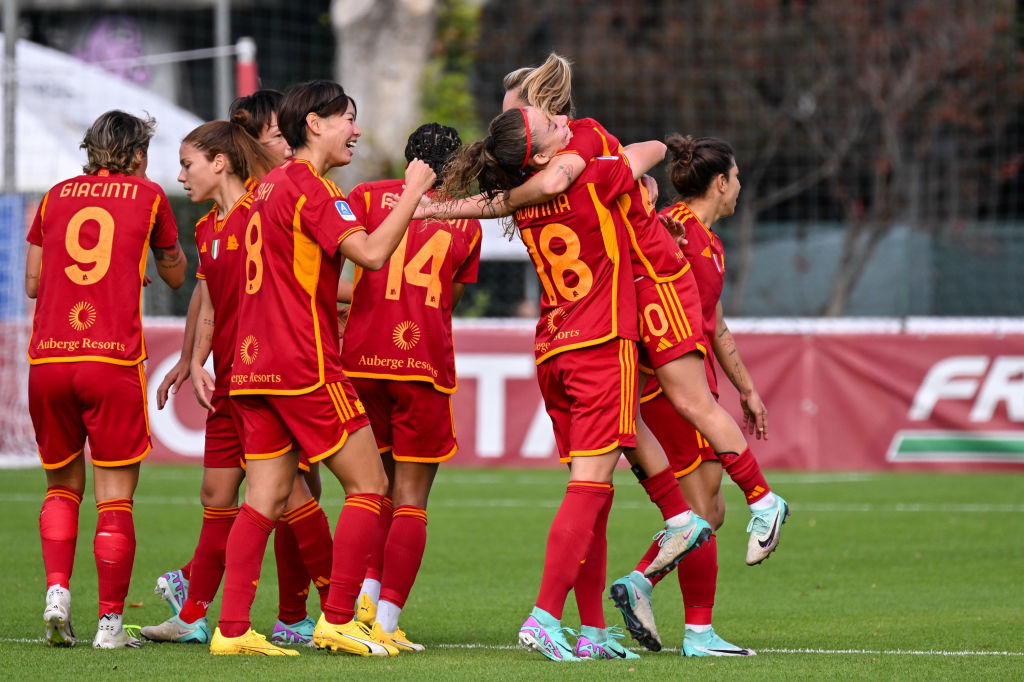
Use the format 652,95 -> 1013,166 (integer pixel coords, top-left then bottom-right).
335,200 -> 356,221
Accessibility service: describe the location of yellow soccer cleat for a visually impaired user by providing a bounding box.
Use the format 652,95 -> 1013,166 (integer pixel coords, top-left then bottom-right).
209,627 -> 299,656
372,622 -> 425,652
355,593 -> 377,627
312,614 -> 398,656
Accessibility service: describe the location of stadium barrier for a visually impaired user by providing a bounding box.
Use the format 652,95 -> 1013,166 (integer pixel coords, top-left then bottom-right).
126,318 -> 1024,471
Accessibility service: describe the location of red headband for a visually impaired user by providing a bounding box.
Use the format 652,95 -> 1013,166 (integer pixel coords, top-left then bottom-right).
519,107 -> 532,170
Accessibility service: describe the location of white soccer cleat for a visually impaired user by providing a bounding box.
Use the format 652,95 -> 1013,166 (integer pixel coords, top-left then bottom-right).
745,496 -> 790,565
93,614 -> 142,649
43,585 -> 76,647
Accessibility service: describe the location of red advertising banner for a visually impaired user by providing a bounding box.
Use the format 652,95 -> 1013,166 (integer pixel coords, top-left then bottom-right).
135,321 -> 1024,471
3,320 -> 1022,470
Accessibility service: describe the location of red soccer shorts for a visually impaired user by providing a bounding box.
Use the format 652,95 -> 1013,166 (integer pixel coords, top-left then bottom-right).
635,271 -> 707,373
203,394 -> 246,469
639,383 -> 717,476
29,361 -> 150,469
351,377 -> 457,463
536,338 -> 638,463
232,377 -> 369,464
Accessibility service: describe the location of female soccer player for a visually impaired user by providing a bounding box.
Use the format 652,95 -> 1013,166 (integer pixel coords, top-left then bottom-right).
341,123 -> 482,652
141,117 -> 335,648
26,110 -> 186,648
150,91 -> 329,647
441,105 -> 708,662
612,135 -> 787,657
213,80 -> 436,656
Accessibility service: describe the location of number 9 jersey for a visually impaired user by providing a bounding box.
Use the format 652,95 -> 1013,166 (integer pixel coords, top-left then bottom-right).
26,169 -> 178,365
341,179 -> 482,393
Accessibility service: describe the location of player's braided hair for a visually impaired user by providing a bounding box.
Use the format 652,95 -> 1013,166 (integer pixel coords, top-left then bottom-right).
404,123 -> 462,187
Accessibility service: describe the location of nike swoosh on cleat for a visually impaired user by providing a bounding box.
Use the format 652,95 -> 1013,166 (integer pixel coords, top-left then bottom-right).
757,519 -> 778,548
610,648 -> 627,659
708,648 -> 753,655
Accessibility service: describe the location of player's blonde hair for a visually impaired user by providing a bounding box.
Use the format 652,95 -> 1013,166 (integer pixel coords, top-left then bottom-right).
518,53 -> 574,118
81,110 -> 155,175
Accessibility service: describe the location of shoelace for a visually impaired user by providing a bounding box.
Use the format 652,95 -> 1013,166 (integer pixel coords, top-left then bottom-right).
122,624 -> 142,638
605,625 -> 628,643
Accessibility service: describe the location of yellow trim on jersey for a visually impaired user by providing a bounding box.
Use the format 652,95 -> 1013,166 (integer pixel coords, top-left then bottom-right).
292,196 -> 321,297
617,199 -> 688,284
639,384 -> 663,404
28,354 -> 146,366
343,370 -> 457,395
535,331 -> 618,365
92,443 -> 151,468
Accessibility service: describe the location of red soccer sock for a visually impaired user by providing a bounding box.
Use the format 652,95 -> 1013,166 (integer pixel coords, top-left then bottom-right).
323,494 -> 383,624
718,447 -> 771,503
94,499 -> 135,617
641,467 -> 690,520
379,505 -> 427,609
678,533 -> 717,626
39,486 -> 82,590
364,496 -> 393,584
219,504 -> 275,637
181,560 -> 193,582
282,498 -> 333,613
535,481 -> 611,620
274,520 -> 310,624
178,506 -> 238,625
575,485 -> 613,629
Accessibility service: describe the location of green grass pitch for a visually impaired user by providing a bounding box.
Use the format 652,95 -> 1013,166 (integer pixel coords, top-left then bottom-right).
2,466 -> 1022,680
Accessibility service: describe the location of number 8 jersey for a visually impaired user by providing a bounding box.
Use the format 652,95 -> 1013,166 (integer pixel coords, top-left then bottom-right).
515,153 -> 638,363
230,158 -> 367,395
27,169 -> 178,365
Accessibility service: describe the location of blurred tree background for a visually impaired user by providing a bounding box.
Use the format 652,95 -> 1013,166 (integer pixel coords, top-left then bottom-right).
11,0 -> 1024,317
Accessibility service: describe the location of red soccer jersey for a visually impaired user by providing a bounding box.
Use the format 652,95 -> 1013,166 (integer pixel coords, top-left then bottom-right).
562,119 -> 688,281
341,179 -> 482,393
27,170 -> 178,365
516,153 -> 638,363
194,193 -> 253,395
229,158 -> 367,395
661,200 -> 725,393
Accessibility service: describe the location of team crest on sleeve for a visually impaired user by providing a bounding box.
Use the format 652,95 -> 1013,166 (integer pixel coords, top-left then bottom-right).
335,200 -> 356,221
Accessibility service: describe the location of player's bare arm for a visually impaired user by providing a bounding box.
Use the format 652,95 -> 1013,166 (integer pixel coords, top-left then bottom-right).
340,158 -> 436,270
622,141 -> 667,180
507,153 -> 585,208
157,285 -> 201,410
189,281 -> 217,412
153,240 -> 187,289
711,300 -> 767,438
24,244 -> 42,298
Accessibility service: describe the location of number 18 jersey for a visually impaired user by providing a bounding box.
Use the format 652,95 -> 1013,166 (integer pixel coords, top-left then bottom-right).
515,153 -> 638,364
27,170 -> 178,365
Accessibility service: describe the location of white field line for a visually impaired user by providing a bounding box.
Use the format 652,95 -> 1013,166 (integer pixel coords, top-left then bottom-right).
0,492 -> 1022,513
0,638 -> 1021,656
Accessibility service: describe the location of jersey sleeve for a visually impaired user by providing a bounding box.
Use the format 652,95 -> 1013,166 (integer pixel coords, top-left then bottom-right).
591,155 -> 636,204
149,189 -> 179,250
26,192 -> 50,246
454,219 -> 482,284
301,185 -> 367,256
346,182 -> 372,226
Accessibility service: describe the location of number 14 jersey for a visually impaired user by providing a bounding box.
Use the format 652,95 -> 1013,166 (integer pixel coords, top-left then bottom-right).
341,179 -> 482,393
